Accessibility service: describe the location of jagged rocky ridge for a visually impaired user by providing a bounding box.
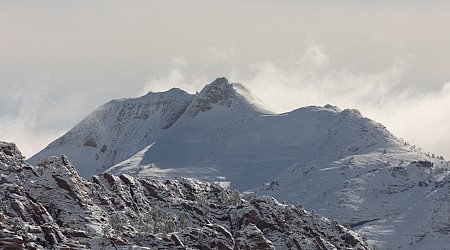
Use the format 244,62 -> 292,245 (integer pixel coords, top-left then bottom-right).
1,142 -> 371,249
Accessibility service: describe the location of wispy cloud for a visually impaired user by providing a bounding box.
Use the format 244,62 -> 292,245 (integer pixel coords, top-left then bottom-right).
239,42 -> 449,157
140,56 -> 209,95
0,77 -> 65,158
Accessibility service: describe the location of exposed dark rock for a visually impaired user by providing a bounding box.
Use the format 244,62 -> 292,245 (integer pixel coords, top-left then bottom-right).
413,160 -> 434,168
83,138 -> 97,148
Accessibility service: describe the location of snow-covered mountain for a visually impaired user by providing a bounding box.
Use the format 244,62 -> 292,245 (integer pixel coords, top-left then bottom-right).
1,142 -> 370,249
30,77 -> 398,187
30,77 -> 450,249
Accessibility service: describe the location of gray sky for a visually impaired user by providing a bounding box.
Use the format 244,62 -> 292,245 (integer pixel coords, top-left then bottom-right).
1,0 -> 450,158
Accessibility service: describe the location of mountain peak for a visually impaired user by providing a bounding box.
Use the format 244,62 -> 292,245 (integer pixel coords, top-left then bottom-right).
0,141 -> 25,164
173,78 -> 264,122
210,76 -> 230,86
197,77 -> 236,107
145,87 -> 190,97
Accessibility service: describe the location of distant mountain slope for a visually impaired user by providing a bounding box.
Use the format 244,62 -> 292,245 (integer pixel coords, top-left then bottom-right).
30,77 -> 400,186
1,142 -> 371,249
29,77 -> 268,178
29,77 -> 450,249
30,86 -> 194,177
110,104 -> 405,191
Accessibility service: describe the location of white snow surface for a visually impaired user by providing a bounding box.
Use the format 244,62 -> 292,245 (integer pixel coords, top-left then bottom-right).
30,77 -> 450,249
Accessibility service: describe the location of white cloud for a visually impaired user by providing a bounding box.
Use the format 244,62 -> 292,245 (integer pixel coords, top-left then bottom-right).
0,117 -> 65,159
238,42 -> 407,113
140,56 -> 216,95
0,77 -> 65,158
380,82 -> 450,158
236,42 -> 449,158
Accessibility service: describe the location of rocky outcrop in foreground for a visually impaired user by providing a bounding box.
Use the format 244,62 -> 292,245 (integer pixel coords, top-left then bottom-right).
0,141 -> 370,249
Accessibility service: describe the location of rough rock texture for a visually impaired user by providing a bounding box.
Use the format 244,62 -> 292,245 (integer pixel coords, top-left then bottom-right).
176,77 -> 263,122
1,142 -> 370,249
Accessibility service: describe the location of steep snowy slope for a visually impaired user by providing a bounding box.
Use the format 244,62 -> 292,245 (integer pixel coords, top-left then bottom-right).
30,77 -> 450,249
1,142 -> 371,249
30,77 -> 268,178
30,87 -> 194,177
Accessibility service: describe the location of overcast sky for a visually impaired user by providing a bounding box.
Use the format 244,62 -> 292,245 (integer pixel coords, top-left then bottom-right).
1,0 -> 450,158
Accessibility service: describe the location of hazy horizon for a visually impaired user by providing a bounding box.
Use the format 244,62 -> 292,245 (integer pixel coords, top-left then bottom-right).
1,1 -> 450,158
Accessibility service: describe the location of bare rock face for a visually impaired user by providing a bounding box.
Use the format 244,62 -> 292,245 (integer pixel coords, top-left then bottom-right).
182,77 -> 244,116
175,77 -> 265,125
0,141 -> 371,249
0,142 -> 100,249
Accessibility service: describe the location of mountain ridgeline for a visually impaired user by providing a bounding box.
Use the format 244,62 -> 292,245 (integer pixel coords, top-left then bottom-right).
29,78 -> 450,249
30,77 -> 397,184
30,77 -> 266,178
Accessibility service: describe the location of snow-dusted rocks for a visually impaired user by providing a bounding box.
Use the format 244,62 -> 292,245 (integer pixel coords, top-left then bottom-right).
0,142 -> 89,249
0,142 -> 370,249
176,77 -> 266,122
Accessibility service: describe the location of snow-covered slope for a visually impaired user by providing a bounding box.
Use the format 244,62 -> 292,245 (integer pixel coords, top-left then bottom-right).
29,77 -> 450,249
30,87 -> 194,177
1,142 -> 370,249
